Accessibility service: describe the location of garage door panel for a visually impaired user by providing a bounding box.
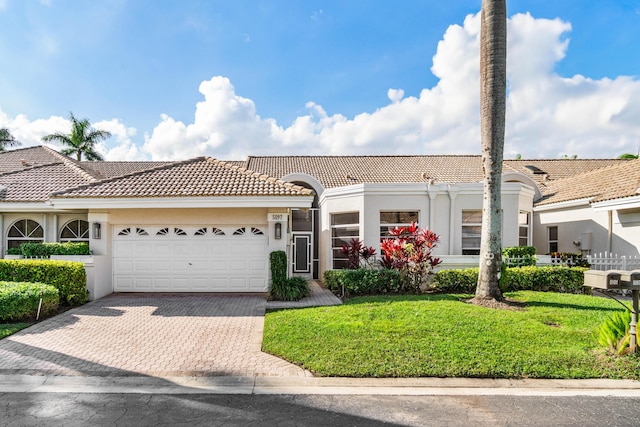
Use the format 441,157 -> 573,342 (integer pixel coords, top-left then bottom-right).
113,226 -> 268,292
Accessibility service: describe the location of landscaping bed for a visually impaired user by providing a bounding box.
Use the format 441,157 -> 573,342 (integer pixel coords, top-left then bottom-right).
263,291 -> 640,379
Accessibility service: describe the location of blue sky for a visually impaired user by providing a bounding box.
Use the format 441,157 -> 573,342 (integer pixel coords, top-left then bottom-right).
1,0 -> 639,160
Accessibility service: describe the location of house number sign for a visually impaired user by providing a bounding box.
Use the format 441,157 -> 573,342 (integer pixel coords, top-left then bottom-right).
268,213 -> 288,222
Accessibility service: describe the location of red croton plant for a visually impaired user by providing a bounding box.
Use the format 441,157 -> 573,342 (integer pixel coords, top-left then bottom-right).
341,238 -> 377,269
380,222 -> 442,290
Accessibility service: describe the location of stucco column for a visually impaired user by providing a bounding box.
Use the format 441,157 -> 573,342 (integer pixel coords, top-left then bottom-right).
427,184 -> 437,231
448,185 -> 459,254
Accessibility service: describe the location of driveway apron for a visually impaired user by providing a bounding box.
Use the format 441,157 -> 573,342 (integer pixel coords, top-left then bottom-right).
0,294 -> 308,378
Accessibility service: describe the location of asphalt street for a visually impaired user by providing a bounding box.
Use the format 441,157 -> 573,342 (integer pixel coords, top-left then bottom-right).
2,393 -> 639,426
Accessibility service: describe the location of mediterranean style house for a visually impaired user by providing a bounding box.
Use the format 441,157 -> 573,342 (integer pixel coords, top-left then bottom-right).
0,145 -> 635,299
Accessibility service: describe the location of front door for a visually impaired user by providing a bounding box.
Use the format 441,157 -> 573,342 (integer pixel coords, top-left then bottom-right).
292,233 -> 312,276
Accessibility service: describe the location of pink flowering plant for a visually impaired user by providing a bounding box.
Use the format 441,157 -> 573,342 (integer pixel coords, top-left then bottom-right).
380,222 -> 442,291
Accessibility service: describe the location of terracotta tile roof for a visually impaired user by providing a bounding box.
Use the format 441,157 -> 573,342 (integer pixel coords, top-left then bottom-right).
81,161 -> 175,179
536,159 -> 640,206
0,146 -> 67,173
0,163 -> 95,202
52,157 -> 314,198
243,155 -> 629,189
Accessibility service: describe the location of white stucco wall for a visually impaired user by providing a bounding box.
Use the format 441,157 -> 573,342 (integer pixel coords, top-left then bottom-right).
533,204 -> 609,255
317,182 -> 534,278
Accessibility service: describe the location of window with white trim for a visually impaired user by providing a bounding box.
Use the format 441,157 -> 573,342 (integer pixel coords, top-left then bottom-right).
461,210 -> 482,255
7,219 -> 44,249
59,219 -> 89,243
331,212 -> 360,270
331,212 -> 360,269
379,211 -> 419,244
518,211 -> 530,246
548,226 -> 558,253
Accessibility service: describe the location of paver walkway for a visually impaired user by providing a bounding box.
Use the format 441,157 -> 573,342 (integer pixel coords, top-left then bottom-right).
0,284 -> 340,378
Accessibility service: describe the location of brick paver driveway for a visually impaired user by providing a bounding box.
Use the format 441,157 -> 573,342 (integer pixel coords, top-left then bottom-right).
0,294 -> 308,377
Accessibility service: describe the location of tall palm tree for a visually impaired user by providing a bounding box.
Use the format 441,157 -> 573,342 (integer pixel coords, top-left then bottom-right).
473,0 -> 507,303
41,112 -> 111,161
0,127 -> 21,151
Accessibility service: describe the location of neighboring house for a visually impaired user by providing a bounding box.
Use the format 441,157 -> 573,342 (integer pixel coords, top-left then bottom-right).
0,146 -> 632,299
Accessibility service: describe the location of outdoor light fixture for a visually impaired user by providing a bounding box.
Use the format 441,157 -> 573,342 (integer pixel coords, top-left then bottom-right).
92,222 -> 101,240
274,222 -> 282,240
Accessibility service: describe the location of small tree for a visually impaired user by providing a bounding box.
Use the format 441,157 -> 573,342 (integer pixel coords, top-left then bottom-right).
41,112 -> 111,161
0,127 -> 21,151
380,222 -> 442,291
341,238 -> 376,269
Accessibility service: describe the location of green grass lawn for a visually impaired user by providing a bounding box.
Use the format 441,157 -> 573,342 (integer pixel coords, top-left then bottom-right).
263,291 -> 640,379
0,322 -> 31,339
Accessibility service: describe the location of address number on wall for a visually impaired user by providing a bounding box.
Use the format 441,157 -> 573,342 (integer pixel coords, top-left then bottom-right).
268,213 -> 288,222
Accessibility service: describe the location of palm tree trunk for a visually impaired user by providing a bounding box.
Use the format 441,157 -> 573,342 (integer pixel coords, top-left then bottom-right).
475,0 -> 507,301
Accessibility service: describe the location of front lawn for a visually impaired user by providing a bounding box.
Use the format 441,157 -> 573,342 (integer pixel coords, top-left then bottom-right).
263,291 -> 640,379
0,322 -> 31,339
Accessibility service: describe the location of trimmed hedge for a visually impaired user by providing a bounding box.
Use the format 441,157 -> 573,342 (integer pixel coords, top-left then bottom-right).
0,281 -> 59,321
324,269 -> 403,296
324,266 -> 589,296
431,266 -> 588,294
0,260 -> 88,305
502,246 -> 537,267
18,242 -> 90,258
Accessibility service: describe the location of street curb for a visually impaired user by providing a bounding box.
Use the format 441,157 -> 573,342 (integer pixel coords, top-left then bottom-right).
1,374 -> 639,396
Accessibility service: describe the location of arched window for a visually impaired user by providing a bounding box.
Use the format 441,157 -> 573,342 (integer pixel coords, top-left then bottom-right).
7,219 -> 44,249
59,220 -> 89,243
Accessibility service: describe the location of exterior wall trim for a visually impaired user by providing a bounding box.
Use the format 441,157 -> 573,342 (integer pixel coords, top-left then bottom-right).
533,198 -> 592,212
49,196 -> 314,209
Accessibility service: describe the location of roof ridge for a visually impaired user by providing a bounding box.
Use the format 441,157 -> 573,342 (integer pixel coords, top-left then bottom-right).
51,157 -> 204,196
41,146 -> 100,182
209,158 -> 314,195
0,161 -> 65,178
545,159 -> 640,187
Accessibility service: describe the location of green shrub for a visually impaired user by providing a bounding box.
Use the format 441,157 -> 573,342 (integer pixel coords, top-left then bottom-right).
270,276 -> 310,301
432,268 -> 479,293
323,269 -> 403,297
0,260 -> 88,305
432,266 -> 588,294
596,309 -> 632,355
269,251 -> 287,287
502,266 -> 588,293
549,252 -> 590,268
503,246 -> 537,267
0,281 -> 59,321
18,242 -> 90,258
6,247 -> 21,255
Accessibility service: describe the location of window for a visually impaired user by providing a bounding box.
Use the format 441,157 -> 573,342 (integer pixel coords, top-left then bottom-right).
59,219 -> 89,243
548,226 -> 558,253
518,212 -> 530,246
7,219 -> 44,249
331,212 -> 360,269
379,211 -> 419,243
461,210 -> 482,255
118,227 -> 148,236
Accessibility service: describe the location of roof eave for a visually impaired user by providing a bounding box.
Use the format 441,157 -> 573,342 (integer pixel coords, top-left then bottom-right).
592,195 -> 640,212
49,195 -> 315,209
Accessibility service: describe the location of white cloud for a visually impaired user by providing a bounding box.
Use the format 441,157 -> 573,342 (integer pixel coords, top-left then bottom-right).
3,11 -> 640,161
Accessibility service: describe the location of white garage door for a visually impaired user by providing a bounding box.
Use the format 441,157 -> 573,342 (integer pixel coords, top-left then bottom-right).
113,225 -> 269,292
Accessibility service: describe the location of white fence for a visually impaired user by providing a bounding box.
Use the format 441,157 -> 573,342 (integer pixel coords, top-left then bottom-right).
437,254 -> 603,270
586,252 -> 640,271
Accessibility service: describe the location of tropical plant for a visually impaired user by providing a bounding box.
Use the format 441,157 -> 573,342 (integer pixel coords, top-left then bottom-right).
474,0 -> 507,304
0,127 -> 21,151
617,153 -> 639,159
596,309 -> 632,356
380,222 -> 441,291
340,238 -> 376,269
41,112 -> 111,161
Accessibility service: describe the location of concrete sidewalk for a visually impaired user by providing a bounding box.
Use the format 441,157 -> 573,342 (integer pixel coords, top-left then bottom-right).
1,374 -> 639,396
